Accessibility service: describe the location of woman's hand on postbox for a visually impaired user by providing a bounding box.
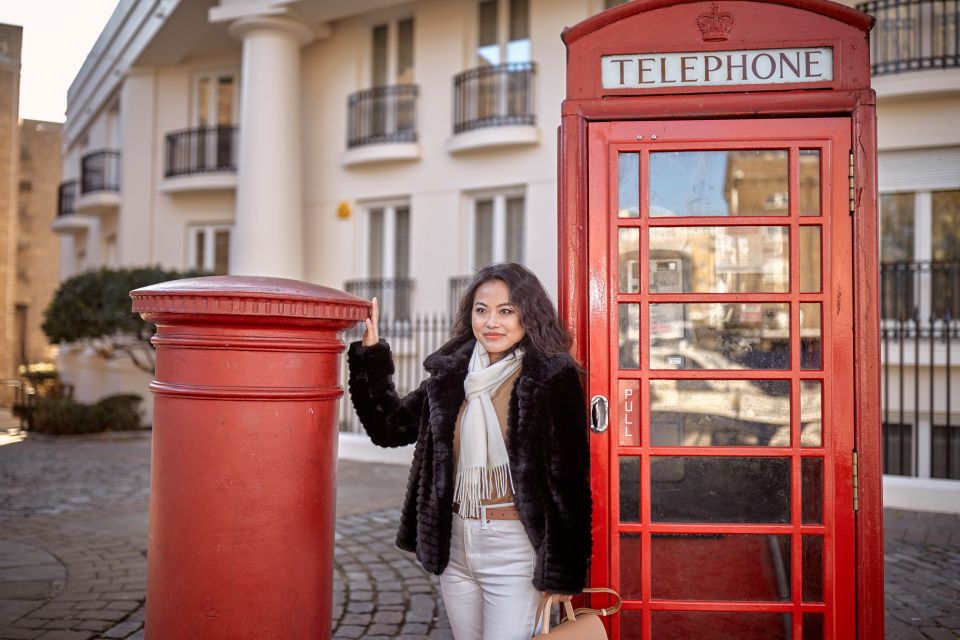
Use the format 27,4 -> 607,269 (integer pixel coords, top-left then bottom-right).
362,296 -> 380,347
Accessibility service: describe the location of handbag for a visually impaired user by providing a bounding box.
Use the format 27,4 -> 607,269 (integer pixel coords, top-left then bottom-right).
531,587 -> 622,638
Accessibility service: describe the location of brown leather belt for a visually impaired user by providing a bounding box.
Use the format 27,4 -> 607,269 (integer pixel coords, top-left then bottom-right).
453,502 -> 521,521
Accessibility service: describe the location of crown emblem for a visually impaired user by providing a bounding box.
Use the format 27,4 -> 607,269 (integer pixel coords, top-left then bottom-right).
696,3 -> 734,42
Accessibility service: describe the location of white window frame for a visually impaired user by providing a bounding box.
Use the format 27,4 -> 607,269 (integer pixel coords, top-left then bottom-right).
467,187 -> 526,271
364,12 -> 416,88
187,223 -> 233,274
358,199 -> 412,280
474,0 -> 531,66
192,70 -> 240,128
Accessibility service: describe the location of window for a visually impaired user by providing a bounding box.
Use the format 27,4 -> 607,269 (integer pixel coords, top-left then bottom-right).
470,191 -> 525,270
880,192 -> 915,263
188,225 -> 231,275
932,425 -> 960,480
195,73 -> 237,127
882,423 -> 915,477
362,202 -> 412,319
477,0 -> 529,66
932,190 -> 960,261
372,17 -> 415,86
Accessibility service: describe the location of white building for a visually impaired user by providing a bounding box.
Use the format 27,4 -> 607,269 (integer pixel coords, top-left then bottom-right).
54,0 -> 959,510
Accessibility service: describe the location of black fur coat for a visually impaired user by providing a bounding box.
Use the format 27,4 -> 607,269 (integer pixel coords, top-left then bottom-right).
347,337 -> 591,594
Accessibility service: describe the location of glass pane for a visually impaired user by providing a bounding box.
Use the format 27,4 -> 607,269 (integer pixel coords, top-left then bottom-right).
474,200 -> 493,269
372,24 -> 389,86
619,304 -> 640,369
618,152 -> 640,218
799,150 -> 821,216
619,379 -> 641,446
397,18 -> 415,84
650,150 -> 789,217
649,226 -> 788,292
620,533 -> 642,599
214,230 -> 230,275
621,610 -> 643,638
506,196 -> 525,263
507,0 -> 531,62
803,612 -> 824,639
197,77 -> 209,125
650,379 -> 790,447
619,228 -> 640,292
368,208 -> 384,276
880,193 -> 915,262
652,611 -> 791,639
216,77 -> 234,125
652,534 -> 790,601
194,230 -> 205,271
801,380 -> 822,447
800,226 -> 821,292
620,456 -> 640,522
802,457 -> 823,524
800,303 -> 822,370
932,189 -> 960,261
651,457 -> 791,523
477,0 -> 499,65
650,303 -> 790,370
395,207 -> 410,278
802,536 -> 823,602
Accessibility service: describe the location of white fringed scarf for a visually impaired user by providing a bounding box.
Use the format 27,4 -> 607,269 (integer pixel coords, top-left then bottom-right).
453,341 -> 523,518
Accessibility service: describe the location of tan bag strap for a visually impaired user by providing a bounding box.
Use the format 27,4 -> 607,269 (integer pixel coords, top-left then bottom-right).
532,588 -> 622,635
574,587 -> 622,618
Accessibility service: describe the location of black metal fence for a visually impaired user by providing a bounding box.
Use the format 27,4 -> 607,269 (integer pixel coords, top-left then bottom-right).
57,180 -> 77,216
338,314 -> 454,434
347,85 -> 418,148
857,0 -> 960,74
881,261 -> 960,479
344,278 -> 415,322
80,150 -> 121,194
453,62 -> 536,134
165,126 -> 238,177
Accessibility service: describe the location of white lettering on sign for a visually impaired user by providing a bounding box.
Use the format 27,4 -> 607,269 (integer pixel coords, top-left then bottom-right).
601,47 -> 833,89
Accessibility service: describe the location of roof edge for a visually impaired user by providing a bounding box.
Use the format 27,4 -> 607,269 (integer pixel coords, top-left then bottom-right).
562,0 -> 874,46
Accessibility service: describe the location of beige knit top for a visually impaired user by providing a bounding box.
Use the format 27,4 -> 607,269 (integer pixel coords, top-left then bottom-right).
452,367 -> 521,506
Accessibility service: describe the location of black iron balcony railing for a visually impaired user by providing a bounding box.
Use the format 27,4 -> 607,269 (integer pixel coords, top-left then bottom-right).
80,150 -> 120,194
57,180 -> 77,217
347,85 -> 418,148
453,62 -> 536,134
165,126 -> 239,178
857,0 -> 960,75
880,260 -> 960,480
344,278 -> 414,321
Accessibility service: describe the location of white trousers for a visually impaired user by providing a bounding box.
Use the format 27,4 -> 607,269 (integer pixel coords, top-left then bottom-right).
440,507 -> 543,640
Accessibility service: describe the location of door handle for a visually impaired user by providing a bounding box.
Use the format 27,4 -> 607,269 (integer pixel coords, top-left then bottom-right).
590,395 -> 609,433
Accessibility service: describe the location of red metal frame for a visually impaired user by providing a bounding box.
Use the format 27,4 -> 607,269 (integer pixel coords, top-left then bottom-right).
558,2 -> 880,638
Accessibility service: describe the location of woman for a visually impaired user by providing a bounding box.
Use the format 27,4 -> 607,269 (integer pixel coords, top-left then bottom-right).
347,262 -> 591,639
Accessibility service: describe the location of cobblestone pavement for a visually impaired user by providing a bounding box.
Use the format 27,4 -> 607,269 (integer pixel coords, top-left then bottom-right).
0,425 -> 957,639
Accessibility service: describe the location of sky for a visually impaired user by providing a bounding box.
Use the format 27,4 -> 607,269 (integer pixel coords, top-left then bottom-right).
2,0 -> 120,123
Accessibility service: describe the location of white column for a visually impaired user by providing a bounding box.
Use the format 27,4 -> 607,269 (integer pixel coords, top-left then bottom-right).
228,16 -> 314,278
58,234 -> 77,281
84,218 -> 101,271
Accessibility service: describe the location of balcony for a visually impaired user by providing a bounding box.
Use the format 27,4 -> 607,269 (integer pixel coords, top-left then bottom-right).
76,150 -> 120,215
448,62 -> 539,154
51,179 -> 97,234
342,85 -> 420,167
58,180 -> 77,217
857,0 -> 960,97
161,126 -> 239,193
344,278 -> 414,321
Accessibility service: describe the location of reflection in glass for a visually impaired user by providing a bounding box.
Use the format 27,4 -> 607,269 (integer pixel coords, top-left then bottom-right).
620,457 -> 640,522
801,381 -> 823,447
650,303 -> 790,370
651,457 -> 791,523
652,534 -> 790,601
803,536 -> 824,602
649,150 -> 789,217
802,457 -> 823,524
619,379 -> 641,447
621,610 -> 643,638
801,303 -> 822,370
800,150 -> 821,216
652,611 -> 791,639
650,379 -> 790,446
803,612 -> 824,639
619,227 -> 640,292
619,152 -> 640,218
621,533 -> 642,599
649,226 -> 788,293
619,304 -> 640,369
800,226 -> 821,292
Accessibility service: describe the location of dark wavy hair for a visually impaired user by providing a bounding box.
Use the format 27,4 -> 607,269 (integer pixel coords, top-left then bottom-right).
447,263 -> 573,360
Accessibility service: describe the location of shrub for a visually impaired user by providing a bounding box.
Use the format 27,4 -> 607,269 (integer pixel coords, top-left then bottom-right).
94,394 -> 143,431
31,394 -> 144,435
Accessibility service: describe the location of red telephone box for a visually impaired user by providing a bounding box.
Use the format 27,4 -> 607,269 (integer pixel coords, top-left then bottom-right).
558,2 -> 881,638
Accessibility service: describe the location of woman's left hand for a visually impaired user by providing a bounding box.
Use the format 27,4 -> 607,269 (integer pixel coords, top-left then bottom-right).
542,592 -> 575,603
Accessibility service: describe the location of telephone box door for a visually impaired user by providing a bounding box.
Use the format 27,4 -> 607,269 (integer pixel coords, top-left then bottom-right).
587,117 -> 855,639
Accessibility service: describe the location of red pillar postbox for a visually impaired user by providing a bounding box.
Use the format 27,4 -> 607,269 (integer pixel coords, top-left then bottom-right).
130,276 -> 368,639
558,2 -> 881,638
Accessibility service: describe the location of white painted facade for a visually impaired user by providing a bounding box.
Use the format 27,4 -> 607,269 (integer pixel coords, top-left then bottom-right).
54,0 -> 960,512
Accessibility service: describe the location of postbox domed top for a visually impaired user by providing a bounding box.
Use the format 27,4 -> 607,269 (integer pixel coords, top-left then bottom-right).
130,275 -> 371,325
